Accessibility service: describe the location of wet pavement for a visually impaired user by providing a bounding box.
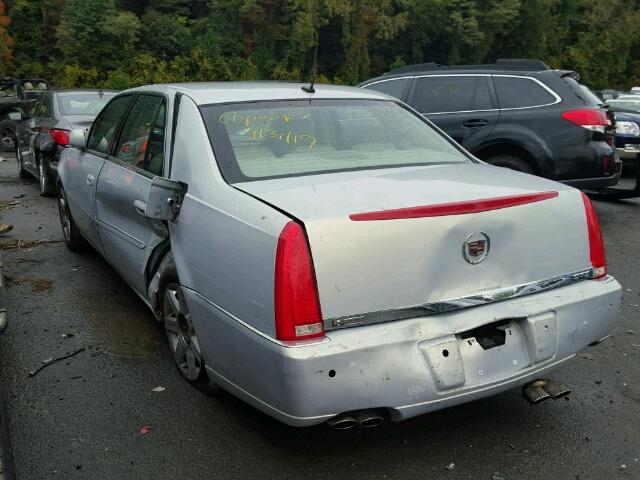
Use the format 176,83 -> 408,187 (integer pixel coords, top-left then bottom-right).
0,152 -> 638,479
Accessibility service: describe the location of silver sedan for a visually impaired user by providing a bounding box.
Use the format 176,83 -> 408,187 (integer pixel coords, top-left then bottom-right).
57,82 -> 621,428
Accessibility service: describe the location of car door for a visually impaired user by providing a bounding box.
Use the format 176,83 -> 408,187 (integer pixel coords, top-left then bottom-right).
64,94 -> 135,252
406,74 -> 499,150
95,93 -> 170,297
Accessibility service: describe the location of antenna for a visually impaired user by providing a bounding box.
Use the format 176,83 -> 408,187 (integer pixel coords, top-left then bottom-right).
302,39 -> 318,94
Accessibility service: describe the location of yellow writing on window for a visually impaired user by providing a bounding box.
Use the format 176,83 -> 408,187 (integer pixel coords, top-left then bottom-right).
250,128 -> 317,151
219,111 -> 292,128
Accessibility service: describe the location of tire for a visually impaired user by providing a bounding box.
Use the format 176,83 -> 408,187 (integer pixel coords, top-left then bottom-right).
485,154 -> 535,174
15,144 -> 29,178
160,273 -> 221,395
0,128 -> 15,152
37,154 -> 55,196
57,185 -> 87,251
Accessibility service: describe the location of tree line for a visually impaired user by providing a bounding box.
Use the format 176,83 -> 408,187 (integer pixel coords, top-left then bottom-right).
0,0 -> 639,91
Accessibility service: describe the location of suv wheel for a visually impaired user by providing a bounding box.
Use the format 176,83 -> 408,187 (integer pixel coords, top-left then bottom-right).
1,128 -> 14,152
486,155 -> 535,174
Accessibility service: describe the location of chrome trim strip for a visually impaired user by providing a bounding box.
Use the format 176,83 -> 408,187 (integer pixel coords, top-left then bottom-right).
325,268 -> 596,331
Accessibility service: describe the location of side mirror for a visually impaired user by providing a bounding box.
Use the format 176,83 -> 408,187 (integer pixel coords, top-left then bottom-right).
69,128 -> 86,149
134,177 -> 187,222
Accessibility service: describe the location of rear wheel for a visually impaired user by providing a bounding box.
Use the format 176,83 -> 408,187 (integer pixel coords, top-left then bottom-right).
37,154 -> 55,196
485,154 -> 535,174
58,186 -> 87,251
0,128 -> 14,152
162,278 -> 221,395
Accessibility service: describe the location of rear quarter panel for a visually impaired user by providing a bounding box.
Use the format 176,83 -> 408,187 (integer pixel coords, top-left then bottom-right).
168,96 -> 289,338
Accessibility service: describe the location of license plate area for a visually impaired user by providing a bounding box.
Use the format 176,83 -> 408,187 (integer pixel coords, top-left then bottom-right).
458,319 -> 530,386
420,318 -> 532,391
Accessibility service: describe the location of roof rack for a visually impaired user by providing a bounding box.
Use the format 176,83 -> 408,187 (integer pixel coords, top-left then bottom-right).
386,59 -> 551,75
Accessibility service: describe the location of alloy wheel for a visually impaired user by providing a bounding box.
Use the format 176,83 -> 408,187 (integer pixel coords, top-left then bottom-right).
58,195 -> 71,242
39,161 -> 46,192
163,283 -> 204,381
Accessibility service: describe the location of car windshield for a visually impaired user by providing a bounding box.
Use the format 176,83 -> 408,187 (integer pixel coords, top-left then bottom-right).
607,99 -> 640,113
57,92 -> 116,116
201,99 -> 470,182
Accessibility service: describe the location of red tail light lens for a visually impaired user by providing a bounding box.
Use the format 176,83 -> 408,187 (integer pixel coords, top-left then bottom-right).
581,193 -> 607,279
561,109 -> 611,133
43,128 -> 70,146
274,221 -> 324,341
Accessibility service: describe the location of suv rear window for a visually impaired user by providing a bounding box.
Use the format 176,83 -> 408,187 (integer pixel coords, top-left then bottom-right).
411,76 -> 493,114
201,99 -> 470,182
563,77 -> 604,107
363,78 -> 410,100
493,76 -> 556,109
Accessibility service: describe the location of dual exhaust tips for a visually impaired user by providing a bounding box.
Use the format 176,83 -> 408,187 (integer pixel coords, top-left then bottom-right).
328,379 -> 569,429
327,409 -> 385,430
522,379 -> 571,404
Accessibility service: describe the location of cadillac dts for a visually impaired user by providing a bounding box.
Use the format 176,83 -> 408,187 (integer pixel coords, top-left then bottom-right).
56,82 -> 621,428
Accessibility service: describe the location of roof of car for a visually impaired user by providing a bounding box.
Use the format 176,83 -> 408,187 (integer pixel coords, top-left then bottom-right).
128,81 -> 392,105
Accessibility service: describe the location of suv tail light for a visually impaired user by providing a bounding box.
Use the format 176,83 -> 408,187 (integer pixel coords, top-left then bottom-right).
42,128 -> 70,146
274,221 -> 324,341
581,193 -> 607,279
561,109 -> 611,134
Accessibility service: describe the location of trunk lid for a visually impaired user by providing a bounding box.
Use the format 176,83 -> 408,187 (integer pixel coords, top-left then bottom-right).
236,164 -> 592,322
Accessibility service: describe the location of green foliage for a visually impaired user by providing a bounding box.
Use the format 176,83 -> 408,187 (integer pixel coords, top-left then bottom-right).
3,0 -> 640,90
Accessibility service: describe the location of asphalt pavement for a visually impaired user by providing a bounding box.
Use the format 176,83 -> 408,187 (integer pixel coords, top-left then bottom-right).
0,152 -> 638,480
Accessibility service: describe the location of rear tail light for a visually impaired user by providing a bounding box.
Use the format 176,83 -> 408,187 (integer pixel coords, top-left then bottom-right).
561,109 -> 611,134
42,128 -> 70,146
274,221 -> 324,341
581,193 -> 607,279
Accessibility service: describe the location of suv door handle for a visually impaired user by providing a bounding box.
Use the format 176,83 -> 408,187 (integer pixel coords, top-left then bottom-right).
86,174 -> 95,186
462,119 -> 489,128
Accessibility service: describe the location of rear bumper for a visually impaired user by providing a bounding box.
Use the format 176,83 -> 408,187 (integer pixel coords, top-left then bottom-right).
562,171 -> 621,190
187,276 -> 621,427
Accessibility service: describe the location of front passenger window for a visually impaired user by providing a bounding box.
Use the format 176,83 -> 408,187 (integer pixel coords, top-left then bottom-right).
115,95 -> 166,176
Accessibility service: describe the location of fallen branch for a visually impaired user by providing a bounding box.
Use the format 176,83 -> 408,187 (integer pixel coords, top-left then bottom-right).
28,347 -> 86,377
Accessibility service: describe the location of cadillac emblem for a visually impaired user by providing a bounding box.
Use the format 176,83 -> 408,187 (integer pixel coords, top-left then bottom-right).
463,232 -> 490,264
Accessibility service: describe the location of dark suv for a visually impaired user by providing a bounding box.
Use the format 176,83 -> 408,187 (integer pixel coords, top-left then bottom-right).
359,59 -> 620,189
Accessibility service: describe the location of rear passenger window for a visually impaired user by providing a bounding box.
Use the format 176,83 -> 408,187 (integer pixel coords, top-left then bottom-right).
493,76 -> 556,109
364,78 -> 410,100
411,76 -> 493,114
115,94 -> 166,175
87,95 -> 133,154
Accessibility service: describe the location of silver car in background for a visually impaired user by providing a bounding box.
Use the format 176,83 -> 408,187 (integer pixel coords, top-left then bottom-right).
57,82 -> 621,428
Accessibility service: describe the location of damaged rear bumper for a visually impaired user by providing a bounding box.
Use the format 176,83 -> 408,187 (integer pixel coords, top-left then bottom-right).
186,276 -> 621,426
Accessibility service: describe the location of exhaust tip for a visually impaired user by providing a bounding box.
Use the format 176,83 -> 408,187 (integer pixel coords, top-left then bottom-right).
523,379 -> 571,404
327,415 -> 357,430
523,382 -> 552,405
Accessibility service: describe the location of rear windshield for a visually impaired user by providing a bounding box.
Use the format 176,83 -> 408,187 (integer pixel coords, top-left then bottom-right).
563,77 -> 604,107
57,92 -> 116,116
200,99 -> 470,182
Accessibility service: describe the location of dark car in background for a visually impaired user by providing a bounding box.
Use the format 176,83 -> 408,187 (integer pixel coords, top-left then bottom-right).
16,89 -> 117,195
359,59 -> 620,190
0,77 -> 49,151
606,98 -> 640,163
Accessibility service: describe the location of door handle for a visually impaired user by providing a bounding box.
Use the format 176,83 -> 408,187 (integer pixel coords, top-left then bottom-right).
86,174 -> 95,186
134,199 -> 147,215
461,119 -> 489,128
